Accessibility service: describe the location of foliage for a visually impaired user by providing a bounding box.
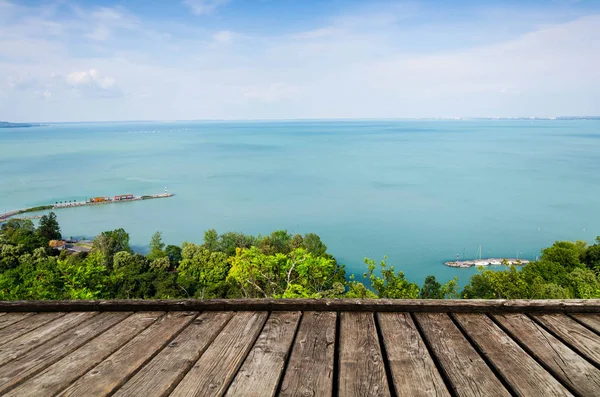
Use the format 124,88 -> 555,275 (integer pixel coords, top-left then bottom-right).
92,228 -> 131,268
37,212 -> 61,242
147,231 -> 166,261
2,218 -> 600,301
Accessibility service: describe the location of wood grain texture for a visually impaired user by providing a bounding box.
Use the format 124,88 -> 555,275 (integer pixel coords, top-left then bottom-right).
377,313 -> 450,397
414,313 -> 511,397
0,311 -> 97,366
114,312 -> 233,397
170,311 -> 268,397
279,311 -> 336,397
570,313 -> 600,334
0,312 -> 65,346
2,299 -> 600,313
226,311 -> 301,397
0,312 -> 131,394
534,313 -> 600,366
0,313 -> 34,330
493,313 -> 600,397
338,312 -> 390,397
58,311 -> 196,397
454,313 -> 572,396
3,311 -> 163,397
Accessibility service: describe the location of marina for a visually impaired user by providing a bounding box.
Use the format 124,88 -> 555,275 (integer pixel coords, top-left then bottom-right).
0,192 -> 174,223
444,258 -> 530,268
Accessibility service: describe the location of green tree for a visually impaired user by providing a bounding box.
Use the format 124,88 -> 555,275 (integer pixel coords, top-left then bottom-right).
202,229 -> 219,251
302,233 -> 328,257
165,245 -> 182,266
177,242 -> 230,298
37,212 -> 61,242
365,257 -> 420,299
420,275 -> 442,299
540,241 -> 584,271
147,231 -> 166,261
92,228 -> 131,268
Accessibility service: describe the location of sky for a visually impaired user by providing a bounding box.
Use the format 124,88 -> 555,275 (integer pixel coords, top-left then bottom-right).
1,0 -> 599,122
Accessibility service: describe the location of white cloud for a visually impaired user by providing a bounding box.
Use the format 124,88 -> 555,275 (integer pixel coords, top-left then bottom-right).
212,30 -> 235,44
183,0 -> 229,16
65,69 -> 123,98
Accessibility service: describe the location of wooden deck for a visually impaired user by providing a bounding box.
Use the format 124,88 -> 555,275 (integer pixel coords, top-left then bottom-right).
0,300 -> 599,396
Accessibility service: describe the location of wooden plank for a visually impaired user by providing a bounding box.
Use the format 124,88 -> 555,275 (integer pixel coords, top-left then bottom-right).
2,299 -> 600,313
493,313 -> 600,397
0,311 -> 97,366
226,311 -> 301,397
113,312 -> 233,397
4,312 -> 163,397
338,312 -> 390,397
377,313 -> 450,397
0,313 -> 34,330
571,313 -> 600,334
57,311 -> 196,397
0,312 -> 65,346
170,311 -> 268,397
534,313 -> 600,366
279,311 -> 336,397
454,313 -> 572,396
414,313 -> 510,397
0,312 -> 131,394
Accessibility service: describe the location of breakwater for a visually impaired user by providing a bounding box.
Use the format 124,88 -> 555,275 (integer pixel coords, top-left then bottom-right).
0,193 -> 174,222
444,258 -> 530,268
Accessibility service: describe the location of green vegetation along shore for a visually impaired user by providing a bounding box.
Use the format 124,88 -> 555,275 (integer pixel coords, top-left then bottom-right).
1,212 -> 599,300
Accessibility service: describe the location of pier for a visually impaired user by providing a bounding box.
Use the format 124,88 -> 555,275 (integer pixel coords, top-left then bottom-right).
445,258 -> 530,268
0,193 -> 174,223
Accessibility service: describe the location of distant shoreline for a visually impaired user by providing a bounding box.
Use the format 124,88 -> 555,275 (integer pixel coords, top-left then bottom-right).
0,121 -> 46,128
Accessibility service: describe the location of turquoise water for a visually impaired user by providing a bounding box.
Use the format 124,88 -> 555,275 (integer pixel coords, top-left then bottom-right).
1,120 -> 599,284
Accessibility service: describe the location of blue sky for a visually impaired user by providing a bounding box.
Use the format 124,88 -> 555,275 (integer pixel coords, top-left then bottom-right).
1,0 -> 599,121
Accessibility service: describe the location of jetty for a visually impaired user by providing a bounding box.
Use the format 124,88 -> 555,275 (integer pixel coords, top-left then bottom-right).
0,193 -> 173,223
445,258 -> 530,268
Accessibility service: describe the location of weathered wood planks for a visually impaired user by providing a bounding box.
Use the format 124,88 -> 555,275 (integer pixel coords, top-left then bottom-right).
0,305 -> 598,397
114,311 -> 234,397
493,313 -> 600,396
0,313 -> 34,330
226,311 -> 301,397
453,313 -> 572,396
0,311 -> 97,366
3,312 -> 163,397
58,311 -> 196,397
377,313 -> 450,397
570,313 -> 600,334
0,312 -> 65,346
533,313 -> 600,366
170,311 -> 268,397
414,313 -> 511,397
2,299 -> 600,313
0,312 -> 131,394
338,312 -> 390,397
279,311 -> 337,397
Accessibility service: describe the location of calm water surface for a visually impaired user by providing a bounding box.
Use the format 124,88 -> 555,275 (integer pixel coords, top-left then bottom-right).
1,120 -> 599,284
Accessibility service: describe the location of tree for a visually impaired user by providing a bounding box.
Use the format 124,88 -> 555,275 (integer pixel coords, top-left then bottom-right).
37,212 -> 61,242
202,229 -> 219,251
302,233 -> 327,257
259,230 -> 292,255
540,241 -> 584,271
165,245 -> 182,266
147,231 -> 166,261
365,257 -> 420,299
92,228 -> 131,268
177,243 -> 230,299
420,275 -> 442,299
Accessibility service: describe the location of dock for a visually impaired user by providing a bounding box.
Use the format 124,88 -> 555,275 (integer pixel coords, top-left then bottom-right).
445,258 -> 531,268
0,299 -> 598,396
0,193 -> 173,223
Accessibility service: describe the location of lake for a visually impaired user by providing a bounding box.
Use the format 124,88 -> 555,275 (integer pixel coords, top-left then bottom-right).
1,119 -> 599,284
